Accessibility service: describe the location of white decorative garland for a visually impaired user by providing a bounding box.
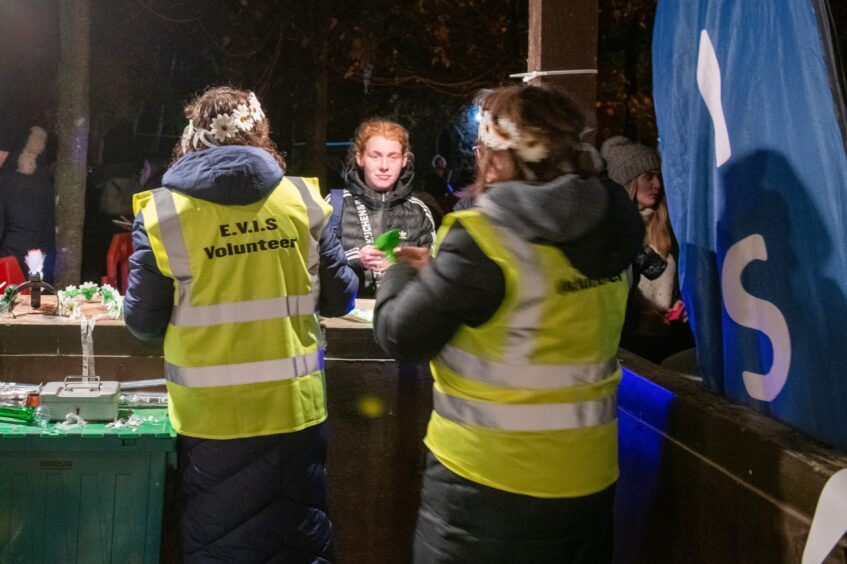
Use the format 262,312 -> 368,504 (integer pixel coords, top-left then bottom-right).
57,283 -> 124,320
477,110 -> 550,163
0,281 -> 122,319
180,92 -> 266,153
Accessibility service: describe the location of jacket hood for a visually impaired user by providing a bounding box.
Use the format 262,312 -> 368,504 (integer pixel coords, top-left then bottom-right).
162,145 -> 283,205
477,175 -> 644,279
343,157 -> 415,208
478,176 -> 608,244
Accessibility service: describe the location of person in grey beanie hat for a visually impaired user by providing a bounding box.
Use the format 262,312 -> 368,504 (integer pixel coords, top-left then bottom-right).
600,135 -> 693,363
600,136 -> 661,187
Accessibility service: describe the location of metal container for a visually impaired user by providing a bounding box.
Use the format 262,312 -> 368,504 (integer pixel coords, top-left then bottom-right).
40,377 -> 120,421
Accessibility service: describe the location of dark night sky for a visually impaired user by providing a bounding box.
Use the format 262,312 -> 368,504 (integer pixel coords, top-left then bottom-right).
0,0 -> 530,182
1,0 -> 845,175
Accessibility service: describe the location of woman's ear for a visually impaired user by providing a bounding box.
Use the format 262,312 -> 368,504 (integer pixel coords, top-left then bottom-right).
355,152 -> 364,168
485,150 -> 517,183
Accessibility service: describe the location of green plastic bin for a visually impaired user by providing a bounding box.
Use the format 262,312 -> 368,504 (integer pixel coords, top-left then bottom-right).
0,408 -> 176,564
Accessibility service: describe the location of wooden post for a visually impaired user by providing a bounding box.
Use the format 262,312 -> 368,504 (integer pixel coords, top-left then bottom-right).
528,0 -> 598,138
54,0 -> 90,287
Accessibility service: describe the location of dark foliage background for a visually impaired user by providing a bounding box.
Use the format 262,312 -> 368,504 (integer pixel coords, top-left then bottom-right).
1,0 -> 844,184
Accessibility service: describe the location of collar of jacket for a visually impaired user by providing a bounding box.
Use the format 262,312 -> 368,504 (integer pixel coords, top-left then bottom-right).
162,145 -> 284,206
477,174 -> 645,280
478,175 -> 610,244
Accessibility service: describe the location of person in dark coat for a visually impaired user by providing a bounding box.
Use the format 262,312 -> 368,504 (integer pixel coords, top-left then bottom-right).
373,85 -> 644,564
0,126 -> 56,282
326,119 -> 436,297
124,87 -> 357,563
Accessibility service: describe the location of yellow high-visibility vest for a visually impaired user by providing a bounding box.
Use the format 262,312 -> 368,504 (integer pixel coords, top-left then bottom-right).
426,210 -> 629,498
134,176 -> 331,439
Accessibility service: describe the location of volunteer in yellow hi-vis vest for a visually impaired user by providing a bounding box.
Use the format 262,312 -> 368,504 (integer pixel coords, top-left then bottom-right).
373,85 -> 644,564
426,209 -> 627,498
124,87 -> 357,562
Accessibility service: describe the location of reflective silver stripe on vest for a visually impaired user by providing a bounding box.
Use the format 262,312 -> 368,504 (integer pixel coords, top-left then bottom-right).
171,294 -> 316,326
153,188 -> 194,314
436,345 -> 618,389
433,388 -> 617,432
166,350 -> 324,387
152,184 -> 320,327
473,209 -> 547,366
287,177 -> 325,298
153,188 -> 192,282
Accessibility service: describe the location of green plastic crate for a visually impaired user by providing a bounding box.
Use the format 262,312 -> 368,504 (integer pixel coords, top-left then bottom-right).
0,408 -> 176,564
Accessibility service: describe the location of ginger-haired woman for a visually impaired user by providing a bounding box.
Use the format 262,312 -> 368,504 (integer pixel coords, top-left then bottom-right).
326,118 -> 436,297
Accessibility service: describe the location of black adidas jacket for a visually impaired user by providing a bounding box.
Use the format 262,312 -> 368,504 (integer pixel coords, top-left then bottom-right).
328,161 -> 436,297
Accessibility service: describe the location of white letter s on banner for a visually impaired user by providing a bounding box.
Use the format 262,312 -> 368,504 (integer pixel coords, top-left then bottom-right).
721,234 -> 791,401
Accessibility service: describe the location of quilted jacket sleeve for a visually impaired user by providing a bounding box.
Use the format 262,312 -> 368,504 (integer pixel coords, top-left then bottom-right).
123,212 -> 174,343
317,222 -> 358,317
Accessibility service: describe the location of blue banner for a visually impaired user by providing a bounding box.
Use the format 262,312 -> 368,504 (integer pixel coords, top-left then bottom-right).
653,0 -> 847,450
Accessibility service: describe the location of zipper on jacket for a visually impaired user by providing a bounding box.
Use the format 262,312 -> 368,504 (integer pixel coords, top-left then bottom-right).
375,191 -> 387,236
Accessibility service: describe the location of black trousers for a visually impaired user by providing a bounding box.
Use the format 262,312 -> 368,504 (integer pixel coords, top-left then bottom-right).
178,422 -> 335,563
414,452 -> 615,564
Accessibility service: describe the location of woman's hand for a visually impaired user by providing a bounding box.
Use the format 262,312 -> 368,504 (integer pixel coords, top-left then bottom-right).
394,246 -> 431,271
644,306 -> 671,329
359,245 -> 389,272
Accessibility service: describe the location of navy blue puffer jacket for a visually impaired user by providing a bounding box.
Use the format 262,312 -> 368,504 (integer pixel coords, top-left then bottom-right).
124,145 -> 358,341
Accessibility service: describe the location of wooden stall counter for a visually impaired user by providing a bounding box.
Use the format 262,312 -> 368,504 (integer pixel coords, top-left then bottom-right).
0,295 -> 163,383
5,295 -> 847,562
1,296 -> 432,564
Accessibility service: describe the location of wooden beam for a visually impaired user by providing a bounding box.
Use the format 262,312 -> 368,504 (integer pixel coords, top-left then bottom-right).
528,0 -> 598,137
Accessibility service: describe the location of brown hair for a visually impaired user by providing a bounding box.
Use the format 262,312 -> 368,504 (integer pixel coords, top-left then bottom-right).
347,119 -> 410,168
172,86 -> 286,170
625,176 -> 673,258
467,84 -> 600,198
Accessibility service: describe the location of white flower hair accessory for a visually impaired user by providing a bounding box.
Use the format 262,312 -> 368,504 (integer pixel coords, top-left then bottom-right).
179,91 -> 266,153
477,110 -> 550,163
248,92 -> 265,122
210,113 -> 237,142
478,111 -> 512,151
180,121 -> 195,153
234,104 -> 254,132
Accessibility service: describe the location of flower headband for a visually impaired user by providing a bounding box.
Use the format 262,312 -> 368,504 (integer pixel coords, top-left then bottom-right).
477,110 -> 549,163
181,92 -> 266,153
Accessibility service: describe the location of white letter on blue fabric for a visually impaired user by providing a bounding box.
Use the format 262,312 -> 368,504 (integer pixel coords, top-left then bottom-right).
697,29 -> 732,167
721,234 -> 791,401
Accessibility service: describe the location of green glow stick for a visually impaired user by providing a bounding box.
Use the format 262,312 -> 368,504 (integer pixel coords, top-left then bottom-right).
0,406 -> 35,424
373,230 -> 401,262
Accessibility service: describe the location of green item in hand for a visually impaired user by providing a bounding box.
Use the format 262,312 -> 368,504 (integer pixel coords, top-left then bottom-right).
0,406 -> 35,424
374,230 -> 401,261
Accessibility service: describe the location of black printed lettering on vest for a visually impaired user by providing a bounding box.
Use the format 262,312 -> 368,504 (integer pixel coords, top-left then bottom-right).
558,274 -> 622,294
218,216 -> 279,238
203,238 -> 298,260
